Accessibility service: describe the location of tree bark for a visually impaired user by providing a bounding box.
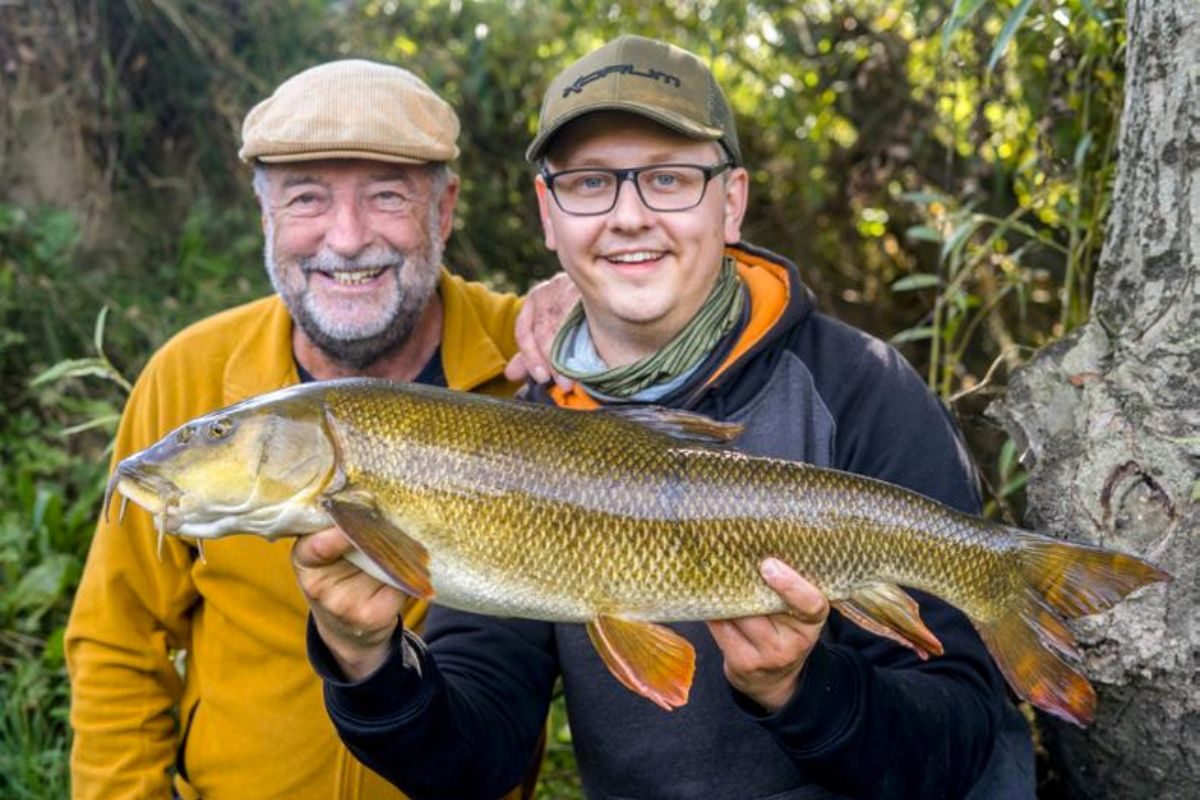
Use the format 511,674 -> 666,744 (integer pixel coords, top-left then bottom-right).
994,1 -> 1198,797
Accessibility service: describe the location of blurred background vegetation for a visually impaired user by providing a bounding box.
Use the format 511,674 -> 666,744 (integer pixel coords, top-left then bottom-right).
0,0 -> 1124,796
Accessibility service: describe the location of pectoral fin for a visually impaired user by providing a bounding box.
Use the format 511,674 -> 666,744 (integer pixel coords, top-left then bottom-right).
832,583 -> 943,659
323,491 -> 433,600
586,615 -> 695,711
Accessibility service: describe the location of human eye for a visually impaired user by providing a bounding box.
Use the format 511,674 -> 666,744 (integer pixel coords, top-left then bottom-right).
560,171 -> 614,196
371,188 -> 411,212
643,167 -> 695,194
284,187 -> 329,215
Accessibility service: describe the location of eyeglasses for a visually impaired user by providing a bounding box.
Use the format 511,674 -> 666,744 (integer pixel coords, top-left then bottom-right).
541,162 -> 732,216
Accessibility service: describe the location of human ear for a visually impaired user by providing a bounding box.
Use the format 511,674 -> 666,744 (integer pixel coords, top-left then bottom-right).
722,167 -> 750,244
534,174 -> 558,251
437,174 -> 461,242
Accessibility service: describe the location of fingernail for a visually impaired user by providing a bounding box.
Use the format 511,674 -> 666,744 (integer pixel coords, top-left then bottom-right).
761,558 -> 782,579
532,366 -> 549,383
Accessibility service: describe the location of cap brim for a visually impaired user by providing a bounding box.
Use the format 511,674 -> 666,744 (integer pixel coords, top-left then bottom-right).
240,148 -> 448,166
526,102 -> 723,162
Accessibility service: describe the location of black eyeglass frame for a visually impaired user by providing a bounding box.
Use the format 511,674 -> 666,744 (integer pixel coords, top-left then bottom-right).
540,162 -> 733,216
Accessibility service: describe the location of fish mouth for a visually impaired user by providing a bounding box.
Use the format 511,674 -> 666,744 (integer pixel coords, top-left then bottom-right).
104,462 -> 183,533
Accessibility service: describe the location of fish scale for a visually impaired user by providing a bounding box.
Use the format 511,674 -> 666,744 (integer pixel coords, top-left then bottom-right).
328,384 -> 1043,623
106,378 -> 1170,722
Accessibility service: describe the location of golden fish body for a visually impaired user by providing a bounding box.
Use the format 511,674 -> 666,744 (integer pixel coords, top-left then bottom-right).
107,378 -> 1169,724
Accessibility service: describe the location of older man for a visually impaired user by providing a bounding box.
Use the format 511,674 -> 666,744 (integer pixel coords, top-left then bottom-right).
297,38 -> 1035,800
66,60 -> 561,800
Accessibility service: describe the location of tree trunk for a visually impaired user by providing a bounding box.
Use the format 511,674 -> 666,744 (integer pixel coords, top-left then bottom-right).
994,1 -> 1198,797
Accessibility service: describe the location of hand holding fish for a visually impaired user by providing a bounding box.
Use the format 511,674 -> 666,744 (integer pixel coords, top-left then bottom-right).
293,526 -> 404,681
708,558 -> 830,712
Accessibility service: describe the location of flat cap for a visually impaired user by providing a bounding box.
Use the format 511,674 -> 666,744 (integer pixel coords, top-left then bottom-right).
239,59 -> 460,165
526,35 -> 740,165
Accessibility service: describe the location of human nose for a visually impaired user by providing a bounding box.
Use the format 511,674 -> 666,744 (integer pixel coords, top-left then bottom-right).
607,173 -> 653,230
323,195 -> 372,256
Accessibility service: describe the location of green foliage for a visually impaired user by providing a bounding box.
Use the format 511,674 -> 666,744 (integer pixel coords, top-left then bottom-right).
0,206 -> 119,797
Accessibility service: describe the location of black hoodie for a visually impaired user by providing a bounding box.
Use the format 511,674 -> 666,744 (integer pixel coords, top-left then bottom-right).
311,243 -> 1035,800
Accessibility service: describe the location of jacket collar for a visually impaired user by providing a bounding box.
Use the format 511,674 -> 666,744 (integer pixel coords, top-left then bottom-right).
549,242 -> 812,410
222,268 -> 511,405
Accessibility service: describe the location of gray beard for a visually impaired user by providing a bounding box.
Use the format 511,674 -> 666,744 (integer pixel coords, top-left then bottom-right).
265,218 -> 444,371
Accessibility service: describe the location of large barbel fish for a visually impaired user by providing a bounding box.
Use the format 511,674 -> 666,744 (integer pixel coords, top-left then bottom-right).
105,378 -> 1168,725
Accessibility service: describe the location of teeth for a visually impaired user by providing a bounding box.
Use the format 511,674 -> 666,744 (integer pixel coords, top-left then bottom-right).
608,251 -> 661,264
328,268 -> 386,285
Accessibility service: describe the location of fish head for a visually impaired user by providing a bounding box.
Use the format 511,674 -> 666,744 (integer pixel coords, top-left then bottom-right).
106,389 -> 337,540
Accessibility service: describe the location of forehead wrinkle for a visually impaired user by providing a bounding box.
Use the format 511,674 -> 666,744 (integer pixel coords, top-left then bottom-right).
277,173 -> 326,190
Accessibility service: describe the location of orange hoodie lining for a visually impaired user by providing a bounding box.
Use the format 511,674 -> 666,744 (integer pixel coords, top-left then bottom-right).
548,247 -> 791,409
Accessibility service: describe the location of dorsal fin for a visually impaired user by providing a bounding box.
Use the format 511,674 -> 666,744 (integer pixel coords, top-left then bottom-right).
602,406 -> 743,445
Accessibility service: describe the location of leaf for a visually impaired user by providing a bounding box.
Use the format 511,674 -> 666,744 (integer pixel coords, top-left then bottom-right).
30,358 -> 115,387
890,326 -> 935,345
892,273 -> 941,292
93,306 -> 111,355
905,225 -> 943,244
942,0 -> 988,56
5,554 -> 79,614
986,0 -> 1034,73
61,414 -> 122,437
940,216 -> 982,265
1079,0 -> 1105,22
1073,131 -> 1094,172
999,472 -> 1029,499
998,438 -> 1018,478
901,190 -> 951,206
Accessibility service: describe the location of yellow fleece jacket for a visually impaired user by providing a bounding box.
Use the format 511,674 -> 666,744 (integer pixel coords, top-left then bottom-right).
66,272 -> 529,800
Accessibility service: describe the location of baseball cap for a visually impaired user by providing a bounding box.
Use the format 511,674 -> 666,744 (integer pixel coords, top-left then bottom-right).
239,59 -> 460,164
526,35 -> 741,165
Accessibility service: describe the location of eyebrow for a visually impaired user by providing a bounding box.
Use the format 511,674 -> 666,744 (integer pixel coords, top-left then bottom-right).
278,174 -> 325,190
555,149 -> 712,170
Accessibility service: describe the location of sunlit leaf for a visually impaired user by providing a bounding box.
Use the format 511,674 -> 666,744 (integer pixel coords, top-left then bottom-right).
940,217 -> 982,264
890,326 -> 936,344
92,306 -> 110,356
892,273 -> 942,292
29,359 -> 115,387
986,0 -> 1034,73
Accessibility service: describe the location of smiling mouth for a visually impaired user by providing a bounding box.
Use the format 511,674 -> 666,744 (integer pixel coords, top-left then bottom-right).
605,251 -> 665,265
320,267 -> 389,285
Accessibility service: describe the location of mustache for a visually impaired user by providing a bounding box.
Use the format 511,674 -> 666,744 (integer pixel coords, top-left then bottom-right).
300,246 -> 404,274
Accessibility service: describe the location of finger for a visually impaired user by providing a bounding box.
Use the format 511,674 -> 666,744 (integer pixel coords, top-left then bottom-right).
504,352 -> 530,383
292,527 -> 355,568
761,558 -> 829,625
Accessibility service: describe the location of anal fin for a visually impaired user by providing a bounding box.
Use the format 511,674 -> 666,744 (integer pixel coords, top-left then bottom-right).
323,491 -> 434,600
586,615 -> 695,711
832,582 -> 943,659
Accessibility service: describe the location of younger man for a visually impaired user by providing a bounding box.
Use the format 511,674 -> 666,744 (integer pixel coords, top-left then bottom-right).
296,37 -> 1035,799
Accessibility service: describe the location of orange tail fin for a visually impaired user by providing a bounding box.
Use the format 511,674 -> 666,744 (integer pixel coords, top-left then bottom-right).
975,533 -> 1170,727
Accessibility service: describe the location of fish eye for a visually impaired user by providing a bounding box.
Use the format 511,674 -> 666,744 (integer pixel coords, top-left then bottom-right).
176,426 -> 194,444
208,418 -> 233,439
